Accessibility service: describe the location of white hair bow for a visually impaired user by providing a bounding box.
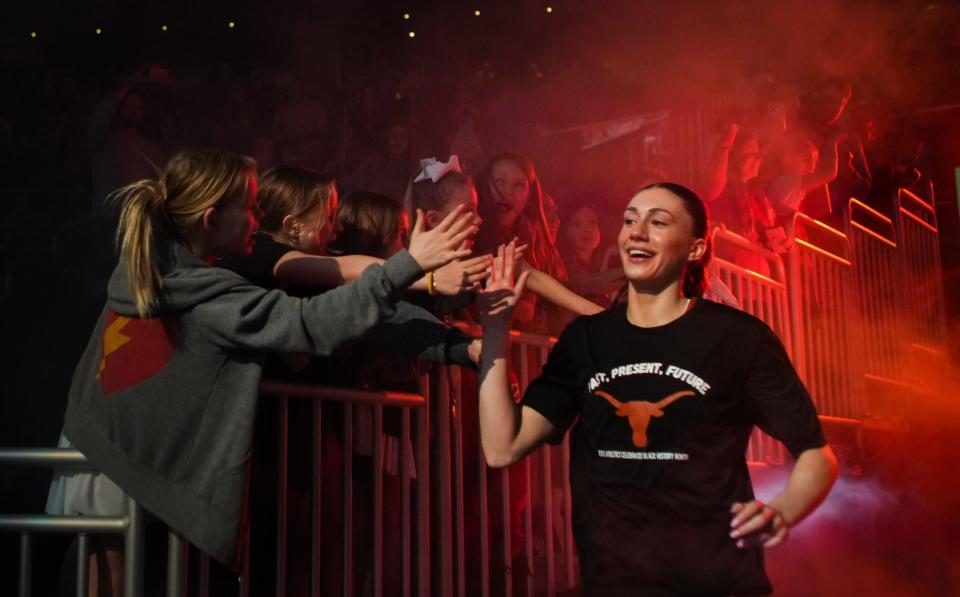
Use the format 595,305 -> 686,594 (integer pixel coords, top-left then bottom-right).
413,155 -> 463,183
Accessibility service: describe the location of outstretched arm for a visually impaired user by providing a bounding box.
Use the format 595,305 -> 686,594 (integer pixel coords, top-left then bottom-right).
275,251 -> 489,295
729,444 -> 838,548
801,131 -> 847,192
566,266 -> 625,298
523,266 -> 604,316
478,243 -> 556,467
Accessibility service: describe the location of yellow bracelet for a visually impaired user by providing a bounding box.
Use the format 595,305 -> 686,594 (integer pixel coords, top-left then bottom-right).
426,271 -> 437,296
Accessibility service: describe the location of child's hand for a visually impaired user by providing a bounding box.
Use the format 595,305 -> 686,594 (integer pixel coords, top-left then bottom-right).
407,204 -> 479,272
477,241 -> 530,328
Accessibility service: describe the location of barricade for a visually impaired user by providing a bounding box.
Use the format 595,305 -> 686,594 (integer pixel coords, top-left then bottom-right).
0,449 -> 146,597
787,214 -> 865,421
1,384 -> 430,597
847,199 -> 905,381
708,226 -> 792,464
895,189 -> 948,355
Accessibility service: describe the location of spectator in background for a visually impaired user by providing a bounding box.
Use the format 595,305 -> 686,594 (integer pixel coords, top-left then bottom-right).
448,109 -> 487,173
88,67 -> 167,213
557,201 -> 624,307
272,75 -> 332,171
250,133 -> 281,174
475,152 -> 569,335
345,122 -> 418,200
796,78 -> 871,226
705,130 -> 775,276
764,130 -> 846,253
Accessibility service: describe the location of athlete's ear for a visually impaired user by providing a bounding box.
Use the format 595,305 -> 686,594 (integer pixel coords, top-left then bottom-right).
688,237 -> 707,262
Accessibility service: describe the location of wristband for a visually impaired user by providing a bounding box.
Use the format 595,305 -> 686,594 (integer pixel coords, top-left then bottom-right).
426,271 -> 437,296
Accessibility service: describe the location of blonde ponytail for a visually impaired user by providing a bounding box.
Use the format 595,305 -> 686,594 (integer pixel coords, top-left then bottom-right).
108,149 -> 257,318
111,179 -> 168,318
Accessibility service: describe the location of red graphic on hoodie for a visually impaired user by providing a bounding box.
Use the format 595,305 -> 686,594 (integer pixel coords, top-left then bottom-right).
595,389 -> 695,448
97,310 -> 176,396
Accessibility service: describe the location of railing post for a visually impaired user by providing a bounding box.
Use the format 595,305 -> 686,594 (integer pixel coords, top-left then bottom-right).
19,532 -> 31,597
166,530 -> 184,597
123,496 -> 144,597
77,533 -> 90,597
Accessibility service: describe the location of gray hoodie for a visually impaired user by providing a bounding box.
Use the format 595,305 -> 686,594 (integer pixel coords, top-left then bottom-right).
62,238 -> 422,567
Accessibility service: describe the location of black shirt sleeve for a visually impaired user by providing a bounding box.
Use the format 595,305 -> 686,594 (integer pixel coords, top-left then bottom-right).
521,318 -> 586,437
218,233 -> 294,289
743,326 -> 827,458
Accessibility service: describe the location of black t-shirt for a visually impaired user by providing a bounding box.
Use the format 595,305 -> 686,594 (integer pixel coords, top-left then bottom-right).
523,299 -> 826,597
217,232 -> 294,290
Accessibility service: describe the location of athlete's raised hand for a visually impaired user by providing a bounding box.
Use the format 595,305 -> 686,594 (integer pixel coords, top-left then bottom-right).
477,240 -> 531,327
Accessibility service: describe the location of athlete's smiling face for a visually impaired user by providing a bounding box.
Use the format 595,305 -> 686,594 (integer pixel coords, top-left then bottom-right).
618,187 -> 705,290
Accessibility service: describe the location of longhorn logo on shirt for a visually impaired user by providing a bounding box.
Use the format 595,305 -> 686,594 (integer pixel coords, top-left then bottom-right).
97,310 -> 176,396
594,389 -> 695,448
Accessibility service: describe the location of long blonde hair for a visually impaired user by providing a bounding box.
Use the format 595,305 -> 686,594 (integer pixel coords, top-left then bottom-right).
110,149 -> 257,317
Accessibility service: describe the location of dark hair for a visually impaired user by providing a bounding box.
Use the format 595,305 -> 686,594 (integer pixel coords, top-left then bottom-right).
475,152 -> 567,280
640,182 -> 711,298
330,191 -> 406,259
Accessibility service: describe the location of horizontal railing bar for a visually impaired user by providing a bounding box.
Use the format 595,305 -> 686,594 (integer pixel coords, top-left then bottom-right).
711,228 -> 789,283
899,207 -> 937,233
899,188 -> 935,215
0,516 -> 128,534
850,221 -> 897,249
260,380 -> 426,408
817,415 -> 862,428
795,212 -> 848,241
795,239 -> 853,267
0,448 -> 92,468
712,259 -> 787,288
509,329 -> 557,348
849,198 -> 894,226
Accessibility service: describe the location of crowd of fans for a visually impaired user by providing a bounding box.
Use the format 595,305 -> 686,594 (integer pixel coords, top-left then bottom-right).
0,57 -> 936,438
0,50 -> 944,596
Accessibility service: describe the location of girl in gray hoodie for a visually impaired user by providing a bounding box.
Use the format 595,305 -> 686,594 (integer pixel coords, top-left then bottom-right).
47,148 -> 478,594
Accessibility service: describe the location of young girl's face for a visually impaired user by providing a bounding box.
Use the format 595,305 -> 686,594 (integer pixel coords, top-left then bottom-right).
735,138 -> 763,182
565,206 -> 601,257
291,190 -> 338,254
490,159 -> 530,229
213,180 -> 261,256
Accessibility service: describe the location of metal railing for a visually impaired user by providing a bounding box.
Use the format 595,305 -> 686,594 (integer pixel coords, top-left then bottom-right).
3,184 -> 950,595
251,382 -> 430,597
895,189 -> 949,356
788,213 -> 865,421
708,226 -> 793,465
0,449 -> 145,597
847,199 -> 909,384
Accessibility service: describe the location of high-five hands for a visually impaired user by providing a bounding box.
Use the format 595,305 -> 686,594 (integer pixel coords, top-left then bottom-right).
477,240 -> 531,326
407,205 -> 480,272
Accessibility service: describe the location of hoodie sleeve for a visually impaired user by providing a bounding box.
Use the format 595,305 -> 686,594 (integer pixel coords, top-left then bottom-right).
193,250 -> 424,354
